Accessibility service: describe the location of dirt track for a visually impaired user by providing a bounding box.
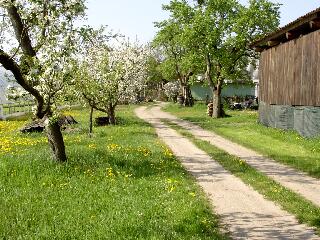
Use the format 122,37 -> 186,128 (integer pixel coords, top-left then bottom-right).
135,105 -> 319,240
148,104 -> 320,208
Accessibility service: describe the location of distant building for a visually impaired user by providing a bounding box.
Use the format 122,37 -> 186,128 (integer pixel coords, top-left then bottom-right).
191,82 -> 255,101
191,65 -> 258,101
247,63 -> 259,97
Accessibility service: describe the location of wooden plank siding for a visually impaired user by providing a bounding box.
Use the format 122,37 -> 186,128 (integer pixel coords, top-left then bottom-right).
259,29 -> 320,106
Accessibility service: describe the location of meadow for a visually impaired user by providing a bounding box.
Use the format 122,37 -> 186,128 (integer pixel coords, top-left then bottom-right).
0,106 -> 228,239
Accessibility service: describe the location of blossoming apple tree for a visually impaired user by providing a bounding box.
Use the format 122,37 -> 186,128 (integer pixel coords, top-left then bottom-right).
163,81 -> 180,102
0,0 -> 86,161
75,34 -> 149,129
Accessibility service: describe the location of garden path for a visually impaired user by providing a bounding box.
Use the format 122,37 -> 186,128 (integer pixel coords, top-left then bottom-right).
135,105 -> 319,240
148,103 -> 320,208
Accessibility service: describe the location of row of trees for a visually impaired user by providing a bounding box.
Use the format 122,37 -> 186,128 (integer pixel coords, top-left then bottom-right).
0,0 -> 280,162
0,0 -> 149,162
152,0 -> 280,117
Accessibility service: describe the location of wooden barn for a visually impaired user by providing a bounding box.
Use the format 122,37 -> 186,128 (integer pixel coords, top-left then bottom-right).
251,7 -> 320,137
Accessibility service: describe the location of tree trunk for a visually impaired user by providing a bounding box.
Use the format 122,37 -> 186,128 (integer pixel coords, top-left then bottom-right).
46,120 -> 67,162
108,104 -> 116,125
205,54 -> 224,118
211,79 -> 224,118
89,106 -> 93,135
182,84 -> 194,107
180,74 -> 194,107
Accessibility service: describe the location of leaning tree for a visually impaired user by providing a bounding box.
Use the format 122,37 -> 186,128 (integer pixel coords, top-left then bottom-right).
0,0 -> 86,161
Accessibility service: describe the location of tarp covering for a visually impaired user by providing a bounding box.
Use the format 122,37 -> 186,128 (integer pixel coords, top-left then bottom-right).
275,105 -> 294,130
303,107 -> 320,137
293,107 -> 305,136
259,101 -> 320,138
267,105 -> 276,128
259,101 -> 269,126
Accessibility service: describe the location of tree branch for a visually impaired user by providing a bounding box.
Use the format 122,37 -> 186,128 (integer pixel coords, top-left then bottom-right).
164,44 -> 181,80
6,1 -> 37,57
0,48 -> 45,118
227,51 -> 251,75
82,93 -> 108,113
35,0 -> 50,51
205,53 -> 215,89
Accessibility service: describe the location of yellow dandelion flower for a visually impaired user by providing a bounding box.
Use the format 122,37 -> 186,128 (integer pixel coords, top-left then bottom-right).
107,143 -> 121,152
189,192 -> 196,197
106,167 -> 115,177
88,144 -> 97,149
164,148 -> 173,157
168,185 -> 175,192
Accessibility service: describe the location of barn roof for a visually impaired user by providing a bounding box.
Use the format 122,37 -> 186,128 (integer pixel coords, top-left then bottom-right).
251,7 -> 320,51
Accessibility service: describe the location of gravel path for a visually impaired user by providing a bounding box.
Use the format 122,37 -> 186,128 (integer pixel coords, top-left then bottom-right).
148,104 -> 320,208
135,105 -> 319,240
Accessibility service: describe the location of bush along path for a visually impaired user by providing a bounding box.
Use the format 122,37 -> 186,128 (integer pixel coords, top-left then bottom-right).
135,105 -> 319,239
151,104 -> 320,208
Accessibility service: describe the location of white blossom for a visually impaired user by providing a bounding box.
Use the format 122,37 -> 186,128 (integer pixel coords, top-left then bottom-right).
75,35 -> 150,112
163,81 -> 180,101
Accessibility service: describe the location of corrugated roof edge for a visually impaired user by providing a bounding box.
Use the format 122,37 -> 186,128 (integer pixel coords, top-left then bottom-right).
250,6 -> 320,48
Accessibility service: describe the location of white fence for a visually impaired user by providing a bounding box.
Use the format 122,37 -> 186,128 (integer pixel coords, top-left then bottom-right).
0,101 -> 35,120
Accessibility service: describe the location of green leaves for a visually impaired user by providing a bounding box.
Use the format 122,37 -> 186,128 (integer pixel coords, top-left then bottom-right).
153,5 -> 202,84
154,0 -> 280,86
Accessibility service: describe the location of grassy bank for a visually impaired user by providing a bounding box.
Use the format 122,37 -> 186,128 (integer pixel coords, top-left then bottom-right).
166,122 -> 320,234
164,103 -> 320,178
0,106 -> 228,239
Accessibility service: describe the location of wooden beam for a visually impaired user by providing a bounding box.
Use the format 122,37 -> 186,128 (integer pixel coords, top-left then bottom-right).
286,32 -> 293,40
286,31 -> 301,40
267,40 -> 280,47
310,20 -> 314,28
309,19 -> 320,29
251,13 -> 320,48
254,46 -> 265,52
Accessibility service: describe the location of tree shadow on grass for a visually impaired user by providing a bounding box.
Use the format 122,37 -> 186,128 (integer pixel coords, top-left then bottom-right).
219,211 -> 318,239
112,207 -> 229,240
63,147 -> 186,180
116,115 -> 153,128
266,154 -> 320,179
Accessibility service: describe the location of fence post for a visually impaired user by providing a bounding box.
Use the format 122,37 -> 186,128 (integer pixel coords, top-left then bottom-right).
0,105 -> 3,120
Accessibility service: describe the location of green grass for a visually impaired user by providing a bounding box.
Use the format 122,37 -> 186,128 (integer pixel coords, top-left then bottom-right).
164,103 -> 320,178
4,112 -> 34,121
166,122 -> 320,235
0,106 -> 228,239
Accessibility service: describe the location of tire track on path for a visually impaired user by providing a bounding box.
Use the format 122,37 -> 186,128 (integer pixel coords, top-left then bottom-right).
135,105 -> 318,240
151,104 -> 320,208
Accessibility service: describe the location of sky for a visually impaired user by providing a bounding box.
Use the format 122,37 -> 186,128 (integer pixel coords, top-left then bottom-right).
84,0 -> 320,43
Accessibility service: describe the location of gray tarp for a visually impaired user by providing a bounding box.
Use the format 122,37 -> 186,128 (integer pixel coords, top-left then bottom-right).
259,101 -> 320,138
275,105 -> 294,130
293,107 -> 305,136
268,105 -> 276,128
303,107 -> 320,138
259,101 -> 269,126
